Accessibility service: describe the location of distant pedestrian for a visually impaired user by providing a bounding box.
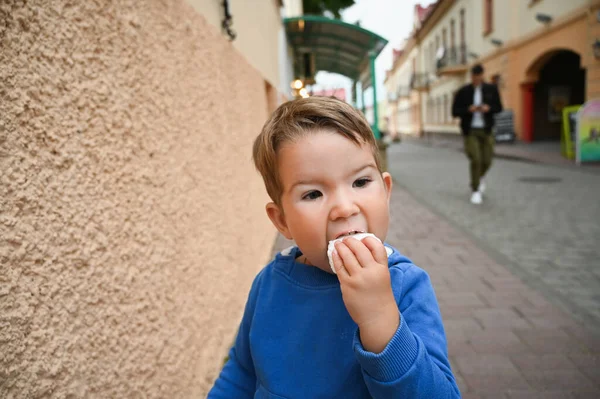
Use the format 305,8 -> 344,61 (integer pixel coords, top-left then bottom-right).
452,64 -> 503,204
491,74 -> 501,87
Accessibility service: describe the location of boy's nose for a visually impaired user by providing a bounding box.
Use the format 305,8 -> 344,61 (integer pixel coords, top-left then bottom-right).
329,193 -> 359,221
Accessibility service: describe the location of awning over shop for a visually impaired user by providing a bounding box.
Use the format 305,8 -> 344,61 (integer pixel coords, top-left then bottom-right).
283,15 -> 387,87
283,15 -> 388,138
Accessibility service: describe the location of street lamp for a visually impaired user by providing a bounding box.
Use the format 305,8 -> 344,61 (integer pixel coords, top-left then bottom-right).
291,79 -> 303,90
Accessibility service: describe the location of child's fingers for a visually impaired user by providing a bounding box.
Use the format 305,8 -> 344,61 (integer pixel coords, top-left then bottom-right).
342,237 -> 375,268
334,241 -> 360,276
362,236 -> 388,267
332,250 -> 349,278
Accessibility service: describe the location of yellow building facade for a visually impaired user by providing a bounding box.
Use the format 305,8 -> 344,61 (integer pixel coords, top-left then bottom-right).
386,0 -> 600,143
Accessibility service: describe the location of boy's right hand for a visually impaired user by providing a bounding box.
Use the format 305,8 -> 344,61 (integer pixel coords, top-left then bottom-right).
332,237 -> 400,353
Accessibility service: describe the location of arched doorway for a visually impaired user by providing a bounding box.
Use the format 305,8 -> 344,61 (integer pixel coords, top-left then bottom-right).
522,50 -> 585,141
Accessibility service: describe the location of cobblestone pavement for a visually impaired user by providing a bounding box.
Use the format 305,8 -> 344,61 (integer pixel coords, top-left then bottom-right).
387,141 -> 600,330
413,135 -> 600,173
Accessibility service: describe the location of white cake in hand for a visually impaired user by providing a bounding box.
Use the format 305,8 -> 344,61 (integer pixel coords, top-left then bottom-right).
327,232 -> 381,274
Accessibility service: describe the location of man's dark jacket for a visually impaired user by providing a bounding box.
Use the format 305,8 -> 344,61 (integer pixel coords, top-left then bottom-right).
451,83 -> 503,135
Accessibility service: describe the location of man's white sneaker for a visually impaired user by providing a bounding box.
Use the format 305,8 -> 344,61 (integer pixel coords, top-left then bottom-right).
470,191 -> 483,205
478,180 -> 486,194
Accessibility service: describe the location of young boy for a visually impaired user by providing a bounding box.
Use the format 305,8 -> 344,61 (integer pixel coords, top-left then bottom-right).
208,97 -> 460,398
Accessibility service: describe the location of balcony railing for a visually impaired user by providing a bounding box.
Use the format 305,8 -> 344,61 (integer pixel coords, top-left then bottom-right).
437,45 -> 468,70
387,85 -> 411,102
397,85 -> 411,98
410,73 -> 430,90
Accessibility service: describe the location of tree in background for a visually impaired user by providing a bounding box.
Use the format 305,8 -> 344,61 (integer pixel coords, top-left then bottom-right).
302,0 -> 356,19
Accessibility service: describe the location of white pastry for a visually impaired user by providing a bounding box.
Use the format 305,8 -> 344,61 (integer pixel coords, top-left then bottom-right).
327,233 -> 381,274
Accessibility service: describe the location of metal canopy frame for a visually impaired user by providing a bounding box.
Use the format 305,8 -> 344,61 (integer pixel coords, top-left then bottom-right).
283,15 -> 388,139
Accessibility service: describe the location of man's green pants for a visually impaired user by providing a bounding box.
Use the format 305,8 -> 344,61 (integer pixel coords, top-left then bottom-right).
464,128 -> 494,192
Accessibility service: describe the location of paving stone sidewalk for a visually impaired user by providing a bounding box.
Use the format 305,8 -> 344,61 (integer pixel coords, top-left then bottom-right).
271,183 -> 600,398
406,134 -> 600,175
387,186 -> 600,398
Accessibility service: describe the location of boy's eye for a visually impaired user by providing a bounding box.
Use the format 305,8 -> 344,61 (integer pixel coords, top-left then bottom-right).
353,178 -> 372,188
302,190 -> 322,200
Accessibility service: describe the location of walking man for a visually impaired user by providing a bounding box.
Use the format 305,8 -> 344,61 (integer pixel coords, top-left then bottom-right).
452,64 -> 503,204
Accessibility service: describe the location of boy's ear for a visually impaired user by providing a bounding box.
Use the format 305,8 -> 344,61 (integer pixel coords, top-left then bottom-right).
266,202 -> 293,240
382,172 -> 393,202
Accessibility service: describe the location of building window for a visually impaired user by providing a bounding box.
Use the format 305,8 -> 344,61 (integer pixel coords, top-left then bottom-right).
429,41 -> 437,72
460,9 -> 465,44
427,42 -> 434,73
442,28 -> 447,50
484,0 -> 493,36
460,9 -> 466,63
412,104 -> 417,127
435,36 -> 440,71
442,94 -> 448,123
427,98 -> 432,122
451,90 -> 457,121
450,19 -> 455,49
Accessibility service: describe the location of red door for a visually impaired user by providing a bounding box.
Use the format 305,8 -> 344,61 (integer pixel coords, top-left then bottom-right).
521,83 -> 535,142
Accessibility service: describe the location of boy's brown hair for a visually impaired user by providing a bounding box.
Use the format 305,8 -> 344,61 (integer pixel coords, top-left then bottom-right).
252,96 -> 382,207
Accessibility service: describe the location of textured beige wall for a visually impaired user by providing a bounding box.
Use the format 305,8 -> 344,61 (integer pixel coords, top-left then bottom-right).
0,0 -> 277,397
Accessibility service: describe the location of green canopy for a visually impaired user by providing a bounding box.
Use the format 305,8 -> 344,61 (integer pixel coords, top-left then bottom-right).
283,15 -> 387,88
283,15 -> 388,138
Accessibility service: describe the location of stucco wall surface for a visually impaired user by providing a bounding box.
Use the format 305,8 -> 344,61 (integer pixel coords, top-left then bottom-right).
0,0 -> 276,397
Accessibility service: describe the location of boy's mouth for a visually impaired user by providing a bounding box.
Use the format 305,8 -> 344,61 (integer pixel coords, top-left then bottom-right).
334,230 -> 366,240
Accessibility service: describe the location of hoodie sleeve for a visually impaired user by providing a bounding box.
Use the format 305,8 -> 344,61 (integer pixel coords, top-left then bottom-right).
207,270 -> 265,399
353,263 -> 461,398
